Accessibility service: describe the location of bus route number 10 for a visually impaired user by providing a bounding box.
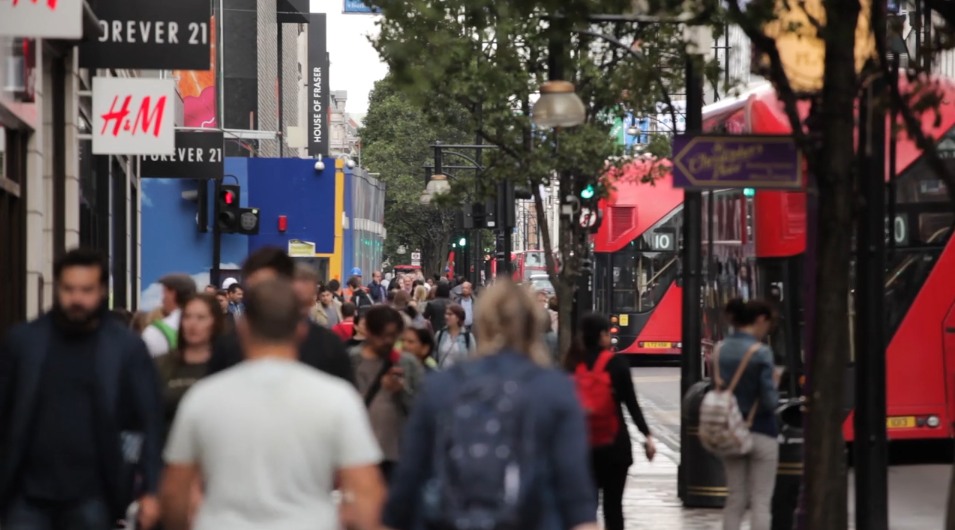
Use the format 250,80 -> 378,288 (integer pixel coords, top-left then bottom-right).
649,230 -> 676,251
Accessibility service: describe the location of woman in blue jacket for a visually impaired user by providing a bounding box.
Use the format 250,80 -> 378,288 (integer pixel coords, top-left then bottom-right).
382,281 -> 599,530
717,298 -> 781,530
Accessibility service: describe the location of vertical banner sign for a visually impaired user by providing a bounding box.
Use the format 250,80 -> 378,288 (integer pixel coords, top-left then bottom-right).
308,13 -> 330,157
92,77 -> 175,156
140,131 -> 224,178
0,0 -> 83,39
79,0 -> 211,70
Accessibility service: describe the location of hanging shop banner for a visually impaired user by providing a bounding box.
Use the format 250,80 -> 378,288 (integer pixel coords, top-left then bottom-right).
141,130 -> 223,178
308,13 -> 330,157
79,0 -> 211,70
0,0 -> 83,39
92,77 -> 175,156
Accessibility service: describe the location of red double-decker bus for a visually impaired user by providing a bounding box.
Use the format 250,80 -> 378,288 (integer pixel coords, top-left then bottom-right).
596,80 -> 955,441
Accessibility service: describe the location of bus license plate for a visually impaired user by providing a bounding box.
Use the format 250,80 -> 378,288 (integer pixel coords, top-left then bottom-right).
886,416 -> 915,429
643,342 -> 671,349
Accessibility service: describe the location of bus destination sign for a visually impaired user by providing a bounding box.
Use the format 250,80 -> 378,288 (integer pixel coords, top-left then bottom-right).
671,135 -> 802,190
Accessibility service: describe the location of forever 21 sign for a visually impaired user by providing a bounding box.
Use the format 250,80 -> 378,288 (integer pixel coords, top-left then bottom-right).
80,0 -> 211,70
141,131 -> 224,179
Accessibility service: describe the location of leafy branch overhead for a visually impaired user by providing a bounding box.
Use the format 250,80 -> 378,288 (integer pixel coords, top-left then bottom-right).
368,0 -> 723,192
360,76 -> 471,274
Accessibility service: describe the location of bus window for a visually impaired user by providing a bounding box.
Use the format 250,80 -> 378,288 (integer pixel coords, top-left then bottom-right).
884,155 -> 953,336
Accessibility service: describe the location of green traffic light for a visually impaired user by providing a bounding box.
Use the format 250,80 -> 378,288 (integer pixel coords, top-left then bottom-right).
459,237 -> 467,247
581,184 -> 596,200
743,187 -> 755,197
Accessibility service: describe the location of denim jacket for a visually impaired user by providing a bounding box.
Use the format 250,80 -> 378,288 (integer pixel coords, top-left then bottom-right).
716,332 -> 780,437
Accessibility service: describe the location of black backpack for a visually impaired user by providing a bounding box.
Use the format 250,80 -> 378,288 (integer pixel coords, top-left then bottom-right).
422,361 -> 544,530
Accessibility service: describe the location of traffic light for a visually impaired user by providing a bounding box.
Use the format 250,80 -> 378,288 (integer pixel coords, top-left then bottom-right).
580,184 -> 596,200
217,184 -> 241,233
743,187 -> 756,197
458,237 -> 467,247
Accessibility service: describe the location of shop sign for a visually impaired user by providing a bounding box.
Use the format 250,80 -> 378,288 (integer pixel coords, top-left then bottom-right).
308,13 -> 329,157
0,0 -> 83,39
80,0 -> 211,70
140,130 -> 223,178
92,77 -> 175,156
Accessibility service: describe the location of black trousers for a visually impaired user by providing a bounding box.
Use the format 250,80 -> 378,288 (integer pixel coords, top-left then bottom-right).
2,496 -> 111,530
591,448 -> 629,530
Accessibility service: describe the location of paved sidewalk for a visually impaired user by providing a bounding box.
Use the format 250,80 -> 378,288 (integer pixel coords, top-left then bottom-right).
616,420 -> 732,529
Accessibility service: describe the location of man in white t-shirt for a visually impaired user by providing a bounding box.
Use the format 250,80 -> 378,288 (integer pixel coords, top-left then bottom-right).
159,278 -> 385,530
142,274 -> 196,357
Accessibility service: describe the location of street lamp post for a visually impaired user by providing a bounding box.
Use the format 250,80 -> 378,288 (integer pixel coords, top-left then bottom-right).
421,143 -> 513,286
532,16 -> 709,507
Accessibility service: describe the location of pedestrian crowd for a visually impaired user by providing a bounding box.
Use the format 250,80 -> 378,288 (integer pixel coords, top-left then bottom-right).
0,245 -> 782,530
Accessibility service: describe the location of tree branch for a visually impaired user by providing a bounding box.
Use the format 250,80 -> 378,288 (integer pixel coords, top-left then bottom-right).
725,0 -> 815,155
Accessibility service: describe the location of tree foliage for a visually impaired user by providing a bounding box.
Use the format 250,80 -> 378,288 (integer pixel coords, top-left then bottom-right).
360,76 -> 471,276
369,0 -> 722,352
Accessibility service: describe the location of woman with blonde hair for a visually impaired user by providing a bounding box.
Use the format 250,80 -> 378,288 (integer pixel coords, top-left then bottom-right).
382,280 -> 599,530
413,284 -> 429,312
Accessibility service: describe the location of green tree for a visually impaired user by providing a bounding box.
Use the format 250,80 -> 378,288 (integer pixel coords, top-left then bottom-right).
369,0 -> 714,353
360,76 -> 471,277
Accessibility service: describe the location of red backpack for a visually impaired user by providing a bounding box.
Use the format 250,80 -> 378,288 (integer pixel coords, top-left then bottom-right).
573,350 -> 619,446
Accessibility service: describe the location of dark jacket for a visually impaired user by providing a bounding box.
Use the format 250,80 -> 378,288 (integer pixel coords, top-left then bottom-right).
716,331 -> 779,437
383,351 -> 597,530
579,349 -> 651,465
422,297 -> 451,332
207,320 -> 355,385
0,314 -> 164,519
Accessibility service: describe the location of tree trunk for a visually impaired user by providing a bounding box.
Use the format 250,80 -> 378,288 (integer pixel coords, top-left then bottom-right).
423,231 -> 451,280
805,2 -> 860,527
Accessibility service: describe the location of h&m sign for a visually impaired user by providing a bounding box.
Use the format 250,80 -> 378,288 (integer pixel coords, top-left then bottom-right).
92,77 -> 175,156
0,0 -> 83,39
80,0 -> 211,70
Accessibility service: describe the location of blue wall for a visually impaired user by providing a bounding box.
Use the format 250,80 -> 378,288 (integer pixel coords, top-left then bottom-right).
140,156 -> 337,310
246,158 -> 337,254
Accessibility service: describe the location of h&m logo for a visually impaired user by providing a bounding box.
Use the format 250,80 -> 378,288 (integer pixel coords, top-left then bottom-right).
12,0 -> 57,9
100,94 -> 168,138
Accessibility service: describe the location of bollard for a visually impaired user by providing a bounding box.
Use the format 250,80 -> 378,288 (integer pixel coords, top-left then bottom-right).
681,379 -> 727,507
772,400 -> 804,530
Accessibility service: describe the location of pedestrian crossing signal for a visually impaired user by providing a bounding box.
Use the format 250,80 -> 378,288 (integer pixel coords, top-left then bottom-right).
580,184 -> 596,200
217,185 -> 241,233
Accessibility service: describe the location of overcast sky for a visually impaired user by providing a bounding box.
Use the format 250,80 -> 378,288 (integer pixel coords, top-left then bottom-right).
310,1 -> 388,116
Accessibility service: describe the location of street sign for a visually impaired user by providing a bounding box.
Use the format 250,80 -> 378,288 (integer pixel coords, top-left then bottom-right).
671,135 -> 801,190
411,252 -> 421,266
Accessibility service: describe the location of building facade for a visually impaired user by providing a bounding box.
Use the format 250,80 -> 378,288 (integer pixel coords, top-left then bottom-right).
0,13 -> 141,334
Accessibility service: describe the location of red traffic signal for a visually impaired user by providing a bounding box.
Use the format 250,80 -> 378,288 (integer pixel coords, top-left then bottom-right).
218,185 -> 241,233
